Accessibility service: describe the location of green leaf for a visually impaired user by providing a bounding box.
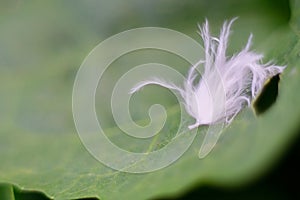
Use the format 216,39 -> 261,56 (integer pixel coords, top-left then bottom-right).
0,185 -> 15,200
0,0 -> 299,199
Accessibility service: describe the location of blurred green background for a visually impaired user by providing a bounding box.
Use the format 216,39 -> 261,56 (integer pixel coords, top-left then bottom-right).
1,0 -> 299,199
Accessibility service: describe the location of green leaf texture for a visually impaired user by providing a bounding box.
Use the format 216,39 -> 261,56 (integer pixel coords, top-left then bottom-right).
0,0 -> 299,199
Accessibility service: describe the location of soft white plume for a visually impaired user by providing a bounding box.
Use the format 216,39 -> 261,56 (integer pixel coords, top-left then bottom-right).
131,19 -> 285,129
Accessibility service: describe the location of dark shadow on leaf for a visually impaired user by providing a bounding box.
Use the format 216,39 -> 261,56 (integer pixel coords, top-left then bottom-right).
254,74 -> 281,115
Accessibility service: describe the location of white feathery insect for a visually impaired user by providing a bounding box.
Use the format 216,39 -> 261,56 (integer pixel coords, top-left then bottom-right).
131,19 -> 285,129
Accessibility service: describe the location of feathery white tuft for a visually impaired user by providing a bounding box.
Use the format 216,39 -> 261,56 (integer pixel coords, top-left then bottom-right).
131,19 -> 286,129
